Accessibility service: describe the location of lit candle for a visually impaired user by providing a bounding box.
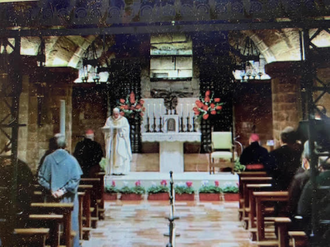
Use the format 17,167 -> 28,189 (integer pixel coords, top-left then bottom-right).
148,104 -> 150,116
186,104 -> 188,115
181,104 -> 183,116
154,104 -> 156,117
159,104 -> 162,115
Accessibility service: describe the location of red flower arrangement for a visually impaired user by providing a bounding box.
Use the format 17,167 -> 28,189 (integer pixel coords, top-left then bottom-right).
117,92 -> 145,118
193,90 -> 223,120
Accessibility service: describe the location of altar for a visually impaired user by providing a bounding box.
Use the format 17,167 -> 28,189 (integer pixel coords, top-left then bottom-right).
142,132 -> 201,173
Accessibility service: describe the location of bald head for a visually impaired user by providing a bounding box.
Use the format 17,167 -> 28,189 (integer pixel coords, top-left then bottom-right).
113,108 -> 120,119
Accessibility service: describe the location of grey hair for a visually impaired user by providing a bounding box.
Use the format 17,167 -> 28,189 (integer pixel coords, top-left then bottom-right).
113,108 -> 120,113
55,134 -> 66,149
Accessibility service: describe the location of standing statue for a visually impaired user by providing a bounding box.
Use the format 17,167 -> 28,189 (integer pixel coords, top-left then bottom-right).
103,108 -> 132,175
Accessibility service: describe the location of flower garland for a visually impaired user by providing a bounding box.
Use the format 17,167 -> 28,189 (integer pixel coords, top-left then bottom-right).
117,92 -> 145,118
193,90 -> 223,120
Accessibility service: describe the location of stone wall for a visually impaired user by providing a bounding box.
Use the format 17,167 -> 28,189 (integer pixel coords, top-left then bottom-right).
266,62 -> 302,147
234,82 -> 273,149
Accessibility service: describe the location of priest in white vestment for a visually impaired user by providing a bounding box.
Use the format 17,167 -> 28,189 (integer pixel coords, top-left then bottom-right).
103,108 -> 132,175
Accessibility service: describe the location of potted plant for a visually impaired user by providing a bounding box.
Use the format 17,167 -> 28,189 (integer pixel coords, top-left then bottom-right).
147,180 -> 170,200
104,181 -> 118,200
222,182 -> 239,201
119,180 -> 146,201
234,160 -> 246,173
198,181 -> 222,201
174,181 -> 195,201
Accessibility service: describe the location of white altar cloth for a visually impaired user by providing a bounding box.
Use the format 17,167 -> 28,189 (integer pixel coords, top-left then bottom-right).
142,132 -> 201,173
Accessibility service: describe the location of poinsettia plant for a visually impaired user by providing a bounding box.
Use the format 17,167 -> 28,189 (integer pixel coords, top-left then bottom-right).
117,92 -> 145,118
199,180 -> 222,194
193,90 -> 224,121
118,180 -> 146,195
147,180 -> 169,194
175,181 -> 194,195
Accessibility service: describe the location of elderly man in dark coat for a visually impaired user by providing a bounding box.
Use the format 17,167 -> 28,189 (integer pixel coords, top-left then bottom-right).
38,134 -> 82,247
265,127 -> 303,191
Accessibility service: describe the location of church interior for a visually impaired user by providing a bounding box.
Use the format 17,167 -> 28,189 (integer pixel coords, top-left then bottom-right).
1,0 -> 330,246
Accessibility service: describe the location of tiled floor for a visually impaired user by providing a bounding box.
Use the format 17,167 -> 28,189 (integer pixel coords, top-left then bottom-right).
82,200 -> 256,247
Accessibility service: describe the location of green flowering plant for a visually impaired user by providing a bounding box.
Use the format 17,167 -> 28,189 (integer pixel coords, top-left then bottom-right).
118,180 -> 146,195
174,181 -> 194,195
199,181 -> 222,194
147,180 -> 169,194
234,160 -> 246,172
221,182 -> 239,193
105,180 -> 118,193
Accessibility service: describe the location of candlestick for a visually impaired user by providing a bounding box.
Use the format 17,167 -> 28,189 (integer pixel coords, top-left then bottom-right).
186,115 -> 191,132
153,115 -> 157,132
146,116 -> 150,132
180,116 -> 184,132
159,116 -> 163,132
192,117 -> 196,132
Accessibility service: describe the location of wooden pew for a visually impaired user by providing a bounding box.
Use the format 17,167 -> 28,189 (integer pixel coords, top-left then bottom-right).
240,177 -> 272,224
78,184 -> 93,240
30,203 -> 74,247
77,192 -> 85,241
14,228 -> 49,247
244,184 -> 272,231
252,191 -> 289,243
96,172 -> 105,220
237,172 -> 268,219
80,178 -> 101,225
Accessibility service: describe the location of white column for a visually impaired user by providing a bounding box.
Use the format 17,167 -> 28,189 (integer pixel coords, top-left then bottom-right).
159,141 -> 184,173
60,100 -> 66,136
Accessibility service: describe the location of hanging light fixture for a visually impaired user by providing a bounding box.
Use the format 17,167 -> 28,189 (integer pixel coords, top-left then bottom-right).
81,40 -> 100,83
233,35 -> 265,82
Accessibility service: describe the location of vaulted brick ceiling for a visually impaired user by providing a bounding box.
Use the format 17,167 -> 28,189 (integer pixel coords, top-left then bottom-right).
19,29 -> 330,69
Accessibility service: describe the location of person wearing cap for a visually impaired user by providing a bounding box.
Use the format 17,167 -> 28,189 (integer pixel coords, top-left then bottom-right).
239,134 -> 269,171
38,134 -> 83,247
73,129 -> 103,177
103,108 -> 132,175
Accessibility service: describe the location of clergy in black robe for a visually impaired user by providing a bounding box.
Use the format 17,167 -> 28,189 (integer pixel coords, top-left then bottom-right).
73,129 -> 103,177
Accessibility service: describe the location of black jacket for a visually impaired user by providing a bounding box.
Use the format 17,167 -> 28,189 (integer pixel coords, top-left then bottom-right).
239,142 -> 269,169
73,138 -> 103,177
265,145 -> 302,191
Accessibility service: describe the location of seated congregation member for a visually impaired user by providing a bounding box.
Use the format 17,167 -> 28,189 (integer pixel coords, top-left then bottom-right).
74,129 -> 103,177
286,142 -> 311,225
239,134 -> 268,171
265,126 -> 302,191
298,158 -> 330,242
38,134 -> 83,247
0,145 -> 34,245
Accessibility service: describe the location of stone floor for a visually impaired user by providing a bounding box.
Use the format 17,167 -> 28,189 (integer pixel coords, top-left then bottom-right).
82,199 -> 256,247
